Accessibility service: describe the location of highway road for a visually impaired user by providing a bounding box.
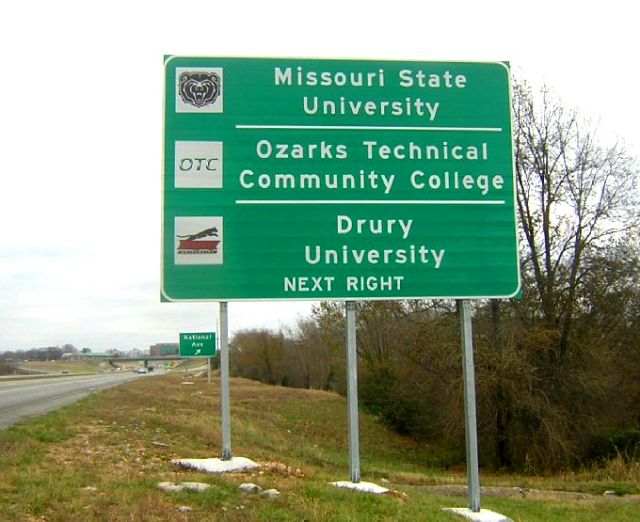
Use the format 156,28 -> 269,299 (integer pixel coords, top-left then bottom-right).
0,372 -> 146,429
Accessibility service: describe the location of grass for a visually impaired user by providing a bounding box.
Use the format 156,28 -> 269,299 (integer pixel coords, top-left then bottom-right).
1,372 -> 639,521
19,359 -> 106,374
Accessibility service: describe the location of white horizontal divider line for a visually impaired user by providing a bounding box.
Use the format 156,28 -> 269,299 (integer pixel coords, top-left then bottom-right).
235,200 -> 505,205
236,124 -> 502,132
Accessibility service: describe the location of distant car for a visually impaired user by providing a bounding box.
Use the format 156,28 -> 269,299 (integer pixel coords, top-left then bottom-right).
136,367 -> 148,374
62,370 -> 69,374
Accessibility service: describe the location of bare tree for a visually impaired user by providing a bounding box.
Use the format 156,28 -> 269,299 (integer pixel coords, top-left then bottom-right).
513,81 -> 638,358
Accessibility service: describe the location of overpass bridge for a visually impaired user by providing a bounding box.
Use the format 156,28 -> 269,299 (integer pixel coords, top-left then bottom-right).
106,355 -> 184,369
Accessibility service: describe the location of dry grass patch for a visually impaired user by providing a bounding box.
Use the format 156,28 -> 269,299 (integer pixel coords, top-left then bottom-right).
2,372 -> 640,521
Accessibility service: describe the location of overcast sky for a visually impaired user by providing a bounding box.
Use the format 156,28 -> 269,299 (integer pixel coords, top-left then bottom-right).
0,1 -> 637,351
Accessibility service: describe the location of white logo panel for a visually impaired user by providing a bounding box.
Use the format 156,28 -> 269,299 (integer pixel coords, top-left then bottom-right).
176,68 -> 223,113
175,216 -> 223,265
175,141 -> 223,188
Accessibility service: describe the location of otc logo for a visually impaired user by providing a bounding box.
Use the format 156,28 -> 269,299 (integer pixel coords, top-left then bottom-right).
174,217 -> 223,265
175,141 -> 223,188
176,68 -> 223,113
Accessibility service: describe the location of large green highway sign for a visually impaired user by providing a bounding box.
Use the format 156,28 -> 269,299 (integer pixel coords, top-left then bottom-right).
162,57 -> 520,301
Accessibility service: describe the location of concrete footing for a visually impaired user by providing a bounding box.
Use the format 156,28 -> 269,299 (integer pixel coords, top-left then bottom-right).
172,456 -> 259,473
330,481 -> 389,494
443,508 -> 513,522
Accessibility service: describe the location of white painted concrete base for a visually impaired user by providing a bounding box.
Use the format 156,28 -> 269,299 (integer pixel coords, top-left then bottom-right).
172,456 -> 259,473
443,508 -> 513,522
331,481 -> 389,494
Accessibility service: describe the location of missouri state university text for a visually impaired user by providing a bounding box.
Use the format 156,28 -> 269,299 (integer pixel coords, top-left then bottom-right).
274,66 -> 467,90
302,96 -> 440,120
273,66 -> 471,120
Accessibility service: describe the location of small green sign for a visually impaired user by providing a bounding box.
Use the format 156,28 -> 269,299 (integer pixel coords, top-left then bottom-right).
179,332 -> 217,357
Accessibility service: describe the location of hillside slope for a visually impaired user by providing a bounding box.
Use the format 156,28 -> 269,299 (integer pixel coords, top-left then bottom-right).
1,372 -> 638,521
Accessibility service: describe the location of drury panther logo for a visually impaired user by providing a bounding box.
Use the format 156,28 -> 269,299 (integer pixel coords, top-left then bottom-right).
178,71 -> 221,108
177,227 -> 219,254
174,215 -> 223,265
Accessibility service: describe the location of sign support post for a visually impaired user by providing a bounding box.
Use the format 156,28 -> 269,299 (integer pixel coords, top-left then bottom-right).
346,300 -> 360,483
219,301 -> 232,461
459,299 -> 480,512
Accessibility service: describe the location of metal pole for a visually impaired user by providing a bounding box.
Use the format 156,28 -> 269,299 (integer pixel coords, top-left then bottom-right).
208,357 -> 211,384
219,301 -> 232,460
458,299 -> 481,512
345,300 -> 360,483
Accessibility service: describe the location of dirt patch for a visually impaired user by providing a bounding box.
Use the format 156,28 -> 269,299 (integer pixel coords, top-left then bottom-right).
258,460 -> 304,478
408,484 -> 640,504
